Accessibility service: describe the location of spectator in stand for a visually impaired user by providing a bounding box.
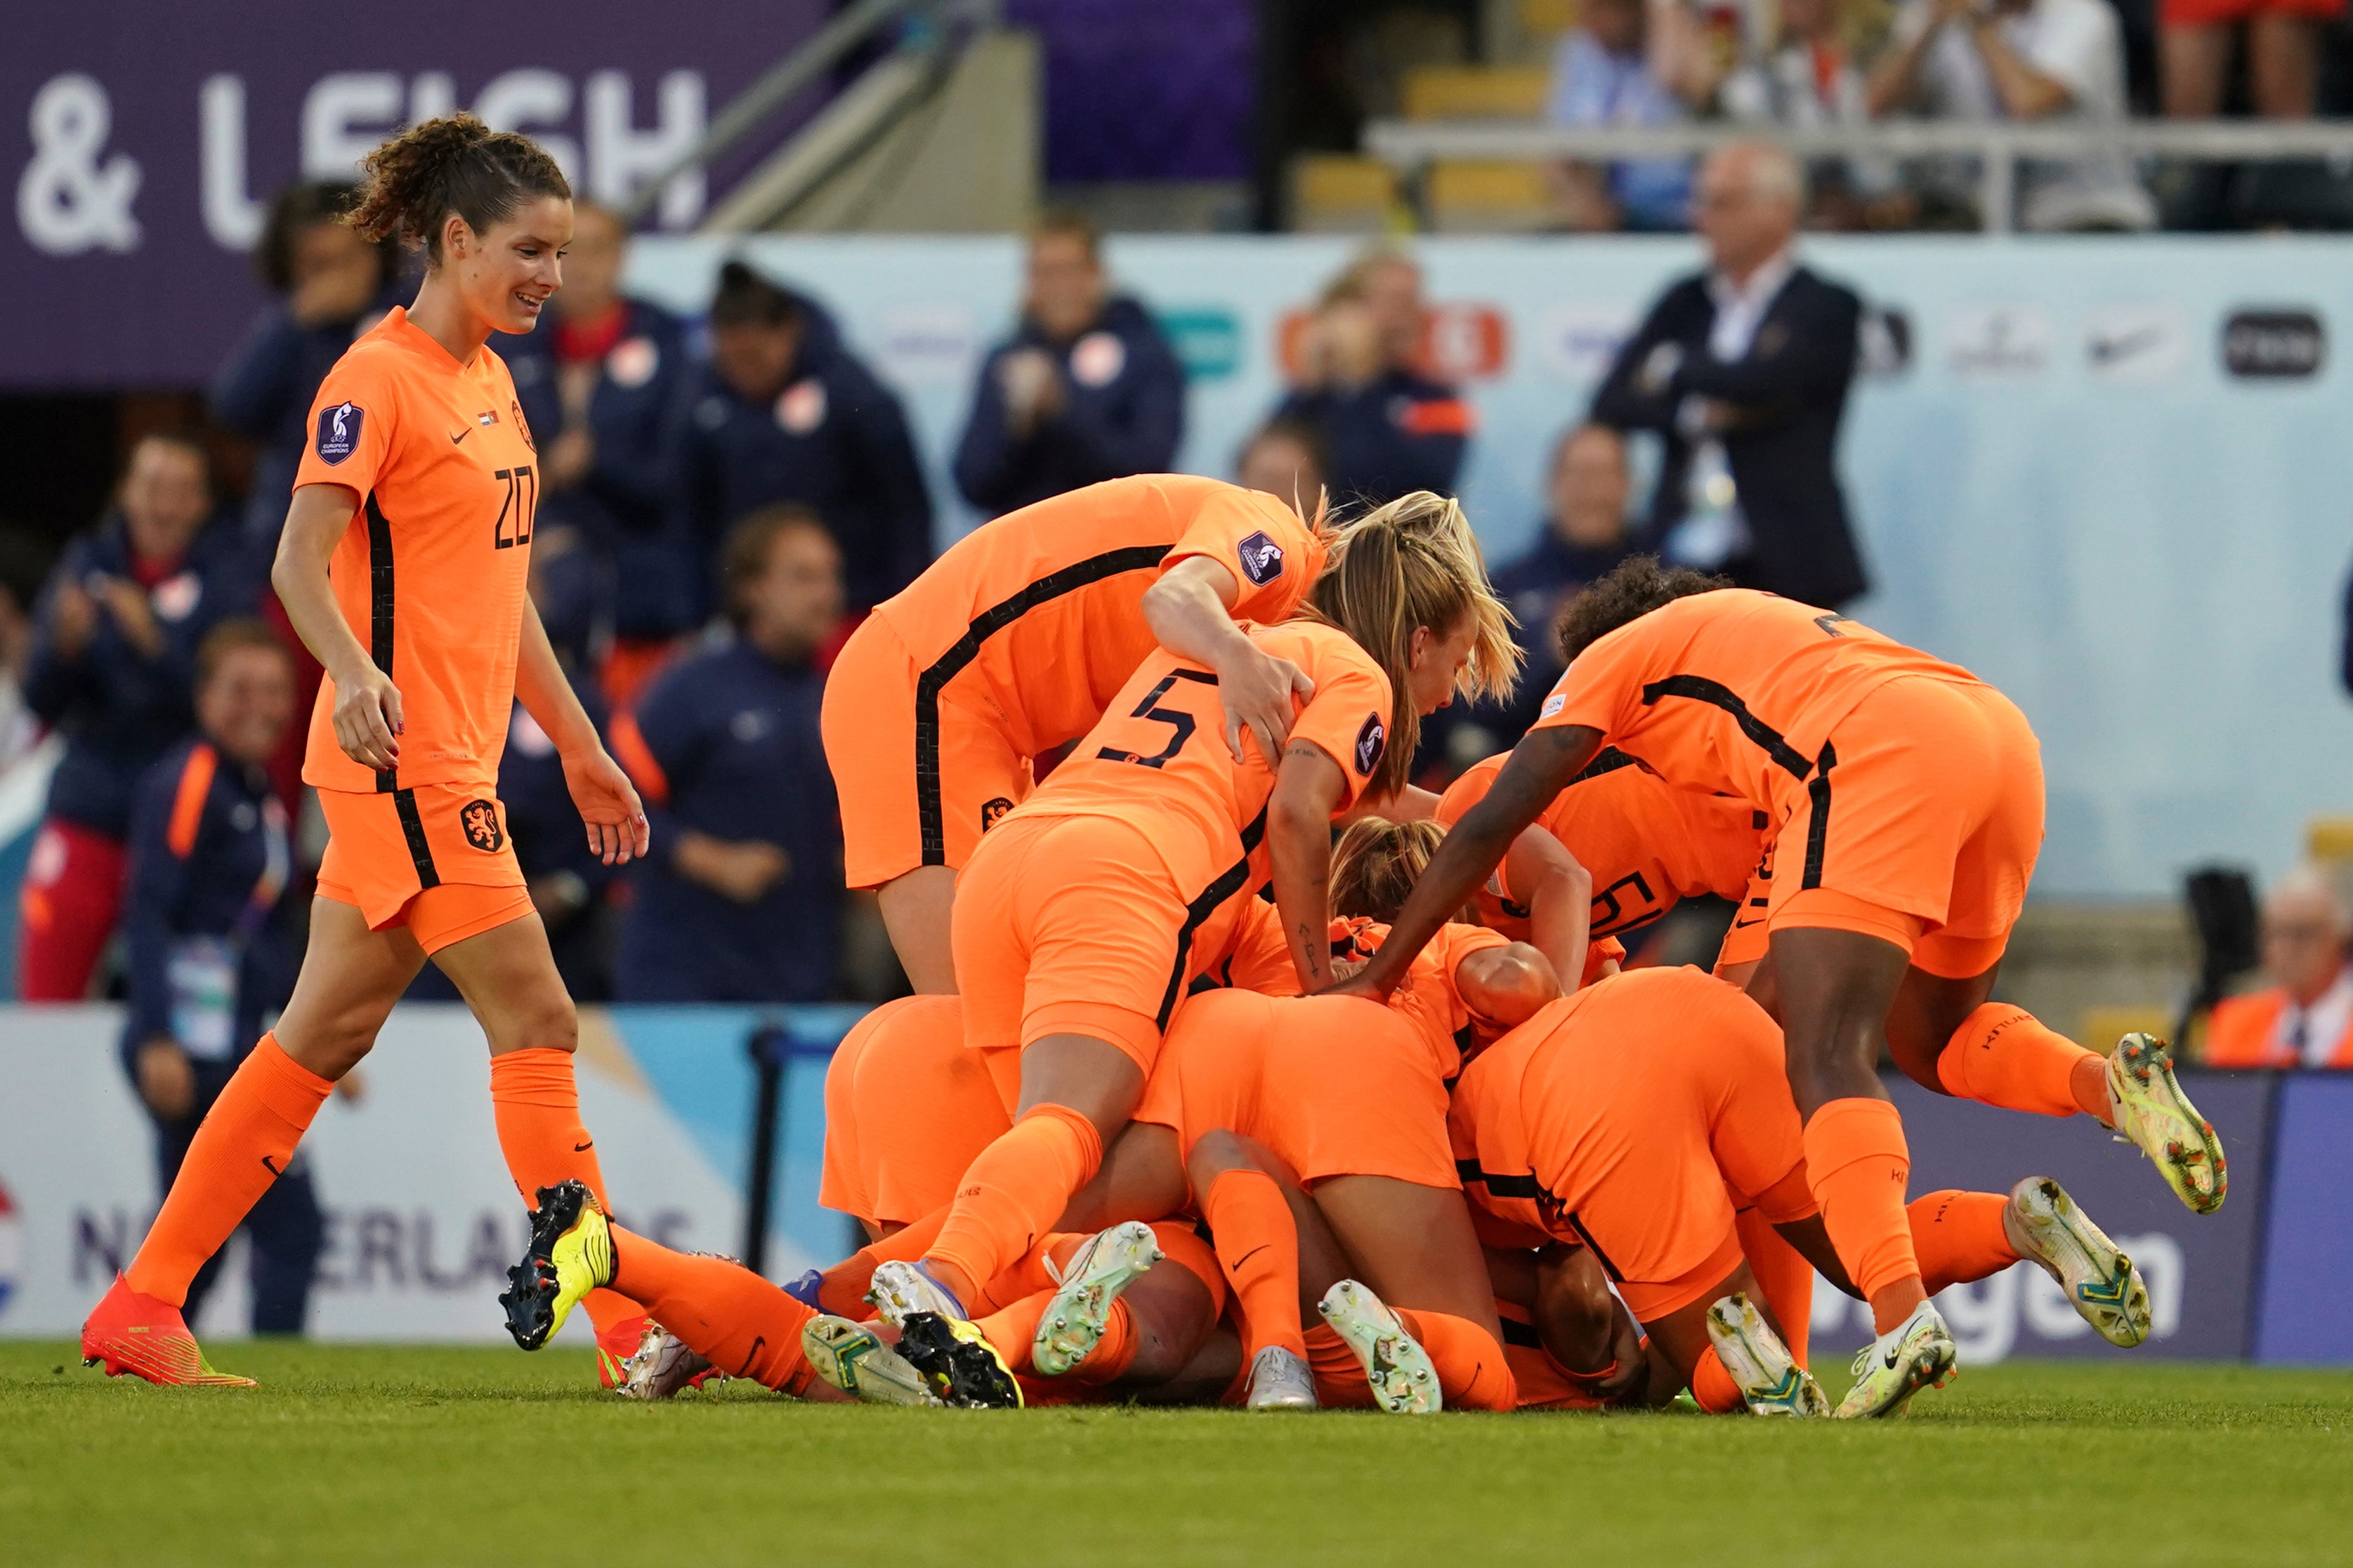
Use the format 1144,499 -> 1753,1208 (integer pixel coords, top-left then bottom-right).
492,203 -> 694,711
1545,0 -> 1710,232
19,435 -> 263,1000
953,210 -> 1186,518
1487,424 -> 1640,742
1591,142 -> 1870,611
0,532 -> 48,777
675,261 -> 931,614
1722,0 -> 1911,229
2161,0 -> 2335,118
1867,0 -> 2156,231
120,621 -> 326,1332
210,183 -> 402,543
1235,416 -> 1329,519
1270,250 -> 1469,507
613,508 -> 845,1003
2204,865 -> 2353,1067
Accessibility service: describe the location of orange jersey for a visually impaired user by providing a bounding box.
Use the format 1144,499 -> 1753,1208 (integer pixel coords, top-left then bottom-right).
1334,917 -> 1513,1081
1531,590 -> 1979,822
1436,750 -> 1768,944
294,308 -> 539,793
1017,618 -> 1391,910
871,475 -> 1325,761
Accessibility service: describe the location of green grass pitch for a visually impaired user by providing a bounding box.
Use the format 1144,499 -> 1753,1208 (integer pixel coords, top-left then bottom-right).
6,1340 -> 2350,1567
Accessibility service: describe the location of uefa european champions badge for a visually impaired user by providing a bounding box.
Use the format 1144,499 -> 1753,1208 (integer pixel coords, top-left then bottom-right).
1238,530 -> 1285,587
316,402 -> 363,464
1540,693 -> 1566,719
1354,713 -> 1387,777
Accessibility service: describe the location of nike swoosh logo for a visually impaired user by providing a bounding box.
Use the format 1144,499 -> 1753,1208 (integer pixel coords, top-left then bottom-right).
1231,1244 -> 1269,1270
1732,916 -> 1765,929
261,1155 -> 283,1176
450,428 -> 470,444
573,1140 -> 594,1152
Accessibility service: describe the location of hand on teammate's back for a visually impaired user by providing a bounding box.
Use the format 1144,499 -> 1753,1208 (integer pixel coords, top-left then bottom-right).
1213,642 -> 1316,768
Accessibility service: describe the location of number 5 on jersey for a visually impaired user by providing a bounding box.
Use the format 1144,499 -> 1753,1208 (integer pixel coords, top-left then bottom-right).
492,465 -> 537,550
1097,669 -> 1217,768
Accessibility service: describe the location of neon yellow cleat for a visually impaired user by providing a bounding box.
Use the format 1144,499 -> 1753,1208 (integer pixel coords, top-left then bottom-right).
2107,1033 -> 2227,1214
500,1180 -> 615,1352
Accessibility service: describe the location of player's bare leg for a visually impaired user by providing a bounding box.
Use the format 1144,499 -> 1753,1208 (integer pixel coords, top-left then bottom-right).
874,864 -> 959,994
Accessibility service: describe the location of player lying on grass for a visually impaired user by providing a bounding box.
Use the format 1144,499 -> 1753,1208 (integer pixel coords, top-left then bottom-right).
1340,558 -> 2224,1416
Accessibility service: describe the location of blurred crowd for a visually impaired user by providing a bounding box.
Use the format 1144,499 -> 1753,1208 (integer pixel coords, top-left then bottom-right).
1539,0 -> 2353,230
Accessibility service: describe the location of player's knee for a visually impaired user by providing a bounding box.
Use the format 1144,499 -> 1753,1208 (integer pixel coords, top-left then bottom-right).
517,995 -> 578,1054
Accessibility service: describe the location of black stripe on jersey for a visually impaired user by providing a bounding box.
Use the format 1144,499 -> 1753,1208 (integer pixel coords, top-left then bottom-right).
1561,1211 -> 1625,1283
1567,745 -> 1644,784
1497,1315 -> 1545,1350
1637,676 -> 1813,779
1455,1160 -> 1542,1200
366,494 -> 398,793
913,545 -> 1170,866
393,789 -> 440,890
1155,807 -> 1269,1031
1802,742 -> 1836,890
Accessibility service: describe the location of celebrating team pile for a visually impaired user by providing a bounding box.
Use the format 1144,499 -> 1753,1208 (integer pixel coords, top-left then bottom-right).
79,112 -> 2227,1419
513,473 -> 2225,1420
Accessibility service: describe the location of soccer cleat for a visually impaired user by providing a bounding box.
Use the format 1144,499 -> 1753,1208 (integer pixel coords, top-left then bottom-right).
79,1274 -> 256,1388
893,1312 -> 1024,1409
617,1322 -> 721,1401
801,1315 -> 943,1407
2106,1032 -> 2227,1214
597,1312 -> 655,1391
1317,1279 -> 1440,1415
865,1260 -> 966,1328
1703,1293 -> 1828,1416
1033,1221 -> 1163,1377
499,1180 -> 615,1352
2008,1177 -> 2151,1348
1244,1345 -> 1318,1410
1833,1300 -> 1958,1419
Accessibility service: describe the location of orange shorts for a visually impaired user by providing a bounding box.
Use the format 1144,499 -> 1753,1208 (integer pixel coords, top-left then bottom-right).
1134,990 -> 1457,1189
820,995 -> 1011,1229
952,812 -> 1214,1076
315,784 -> 532,955
1510,970 -> 1806,1322
1766,676 -> 2043,980
822,611 -> 1033,889
2163,0 -> 2341,23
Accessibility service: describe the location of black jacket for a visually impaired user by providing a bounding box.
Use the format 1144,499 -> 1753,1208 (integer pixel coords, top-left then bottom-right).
1591,263 -> 1868,609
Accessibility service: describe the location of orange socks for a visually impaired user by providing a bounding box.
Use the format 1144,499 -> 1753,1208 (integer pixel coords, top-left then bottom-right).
1910,1190 -> 2019,1295
1802,1097 -> 1921,1331
1393,1309 -> 1519,1411
1200,1168 -> 1304,1360
125,1033 -> 331,1305
1691,1347 -> 1746,1414
1734,1207 -> 1814,1370
1303,1324 -> 1379,1407
607,1225 -> 815,1396
926,1104 -> 1104,1305
1937,1003 -> 2109,1120
487,1046 -> 645,1338
819,1207 -> 950,1315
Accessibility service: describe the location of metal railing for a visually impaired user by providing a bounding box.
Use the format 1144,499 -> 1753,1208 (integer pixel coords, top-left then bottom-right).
1362,117 -> 2353,232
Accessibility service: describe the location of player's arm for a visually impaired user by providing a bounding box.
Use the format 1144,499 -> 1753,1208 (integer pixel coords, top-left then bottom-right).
1343,782 -> 1441,825
1452,941 -> 1561,1028
1534,1242 -> 1648,1404
516,597 -> 649,867
273,483 -> 400,773
1338,724 -> 1606,999
1267,739 -> 1351,991
1500,825 -> 1596,995
1141,556 -> 1315,768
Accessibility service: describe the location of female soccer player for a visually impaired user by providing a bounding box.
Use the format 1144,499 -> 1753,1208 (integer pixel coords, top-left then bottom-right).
821,473 -> 1330,993
863,494 -> 1517,1400
83,115 -> 654,1388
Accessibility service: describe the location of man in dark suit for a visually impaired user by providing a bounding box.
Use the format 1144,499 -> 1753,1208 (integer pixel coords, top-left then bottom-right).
1592,141 -> 1868,609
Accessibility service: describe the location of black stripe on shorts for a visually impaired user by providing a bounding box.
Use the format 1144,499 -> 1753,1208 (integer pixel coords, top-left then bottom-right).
393,788 -> 440,890
1802,741 -> 1835,890
1155,807 -> 1269,1031
365,493 -> 398,793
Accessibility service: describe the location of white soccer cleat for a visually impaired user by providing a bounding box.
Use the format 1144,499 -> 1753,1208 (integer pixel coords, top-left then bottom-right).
1244,1345 -> 1318,1411
616,1322 -> 718,1401
2106,1032 -> 2227,1214
1033,1221 -> 1164,1378
1317,1279 -> 1441,1415
1703,1293 -> 1828,1416
2008,1176 -> 2151,1348
1834,1300 -> 1958,1420
865,1260 -> 966,1329
800,1315 -> 943,1406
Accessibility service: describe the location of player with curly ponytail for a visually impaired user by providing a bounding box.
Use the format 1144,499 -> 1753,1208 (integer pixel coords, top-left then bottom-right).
83,117 -> 658,1392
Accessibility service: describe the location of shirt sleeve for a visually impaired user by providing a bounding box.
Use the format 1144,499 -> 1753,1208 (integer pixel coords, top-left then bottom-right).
1285,640 -> 1394,811
1161,487 -> 1325,624
1530,619 -> 1646,739
2015,0 -> 2112,105
293,349 -> 398,497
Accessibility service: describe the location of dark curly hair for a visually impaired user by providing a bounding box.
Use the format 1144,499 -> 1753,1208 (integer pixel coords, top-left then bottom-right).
346,114 -> 570,265
1555,555 -> 1730,666
254,180 -> 399,296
